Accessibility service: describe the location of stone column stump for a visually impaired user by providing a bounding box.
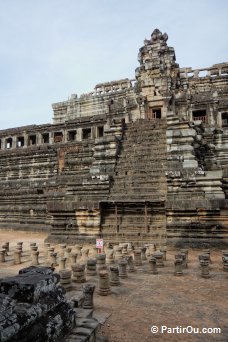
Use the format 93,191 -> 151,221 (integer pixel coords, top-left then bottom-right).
127,255 -> 136,272
31,251 -> 39,266
50,252 -> 58,266
97,270 -> 111,296
148,257 -> 158,274
59,269 -> 72,289
200,260 -> 210,278
110,266 -> 120,286
106,250 -> 114,264
96,253 -> 107,271
134,249 -> 142,266
114,247 -> 123,261
14,250 -> 22,265
82,284 -> 95,309
152,252 -> 164,267
174,259 -> 183,276
59,244 -> 67,257
160,247 -> 167,261
70,252 -> 78,265
0,249 -> 6,263
86,259 -> 97,276
141,247 -> 147,261
222,256 -> 228,272
72,264 -> 86,283
118,259 -> 128,278
2,242 -> 9,253
44,243 -> 51,257
59,257 -> 67,270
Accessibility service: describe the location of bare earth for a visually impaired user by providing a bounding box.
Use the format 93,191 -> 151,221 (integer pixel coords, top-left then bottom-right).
0,230 -> 227,342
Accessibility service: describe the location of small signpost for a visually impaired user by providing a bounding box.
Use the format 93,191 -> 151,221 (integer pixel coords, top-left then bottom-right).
96,238 -> 103,254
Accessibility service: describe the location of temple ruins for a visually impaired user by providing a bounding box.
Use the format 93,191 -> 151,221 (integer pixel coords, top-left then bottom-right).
0,29 -> 227,248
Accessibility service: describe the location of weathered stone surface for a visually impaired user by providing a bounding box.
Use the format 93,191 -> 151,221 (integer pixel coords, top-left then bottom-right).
0,28 -> 227,248
0,267 -> 75,342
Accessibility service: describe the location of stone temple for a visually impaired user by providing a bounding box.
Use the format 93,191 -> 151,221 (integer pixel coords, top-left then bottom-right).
0,29 -> 227,248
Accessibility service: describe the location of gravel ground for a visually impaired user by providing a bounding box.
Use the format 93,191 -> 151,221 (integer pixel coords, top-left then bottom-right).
0,230 -> 227,342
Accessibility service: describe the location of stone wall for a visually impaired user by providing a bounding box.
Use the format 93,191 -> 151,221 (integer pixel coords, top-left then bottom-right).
0,28 -> 227,247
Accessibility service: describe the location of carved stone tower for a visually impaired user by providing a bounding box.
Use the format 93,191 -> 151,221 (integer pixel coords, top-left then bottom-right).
135,28 -> 179,120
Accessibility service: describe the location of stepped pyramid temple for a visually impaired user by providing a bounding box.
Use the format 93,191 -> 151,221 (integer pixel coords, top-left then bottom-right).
0,29 -> 228,247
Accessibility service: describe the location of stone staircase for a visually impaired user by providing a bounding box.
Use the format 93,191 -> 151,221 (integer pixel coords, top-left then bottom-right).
101,119 -> 167,245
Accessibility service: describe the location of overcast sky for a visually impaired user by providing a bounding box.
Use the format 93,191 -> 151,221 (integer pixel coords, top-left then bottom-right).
0,0 -> 227,129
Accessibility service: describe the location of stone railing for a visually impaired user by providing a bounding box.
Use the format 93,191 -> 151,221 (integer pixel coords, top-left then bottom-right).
180,63 -> 228,79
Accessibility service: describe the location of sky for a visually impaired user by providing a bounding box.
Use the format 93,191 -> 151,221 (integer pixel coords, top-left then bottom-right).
0,0 -> 227,129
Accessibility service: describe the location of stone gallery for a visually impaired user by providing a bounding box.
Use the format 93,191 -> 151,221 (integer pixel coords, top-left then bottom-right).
0,29 -> 227,248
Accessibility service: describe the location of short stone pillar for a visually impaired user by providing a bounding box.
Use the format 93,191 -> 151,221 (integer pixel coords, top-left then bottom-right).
202,249 -> 212,264
82,284 -> 95,309
180,248 -> 189,262
118,259 -> 128,278
127,255 -> 136,272
70,252 -> 78,265
160,247 -> 167,261
31,251 -> 39,266
72,264 -> 86,283
44,242 -> 51,257
106,250 -> 114,264
96,253 -> 107,271
30,242 -> 36,251
16,242 -> 23,253
59,244 -> 67,257
174,258 -> 183,276
200,260 -> 210,278
110,266 -> 120,286
64,247 -> 72,259
59,257 -> 67,270
47,247 -> 55,261
198,254 -> 209,263
97,270 -> 111,295
14,250 -> 22,265
127,242 -> 133,253
122,244 -> 128,256
2,242 -> 9,253
222,256 -> 228,272
152,252 -> 164,267
0,249 -> 6,263
74,245 -> 82,256
81,249 -> 89,263
30,245 -> 38,253
148,257 -> 158,274
180,252 -> 187,268
114,247 -> 123,261
59,269 -> 72,289
50,252 -> 58,266
134,249 -> 142,266
222,250 -> 228,259
141,247 -> 147,261
86,259 -> 97,276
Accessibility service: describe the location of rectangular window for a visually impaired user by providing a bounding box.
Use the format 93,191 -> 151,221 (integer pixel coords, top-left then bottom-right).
147,107 -> 162,120
42,133 -> 49,144
97,126 -> 104,138
192,110 -> 207,123
6,137 -> 12,149
17,136 -> 24,147
68,130 -> 76,141
28,135 -> 37,145
222,112 -> 228,127
82,128 -> 91,139
54,132 -> 63,143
